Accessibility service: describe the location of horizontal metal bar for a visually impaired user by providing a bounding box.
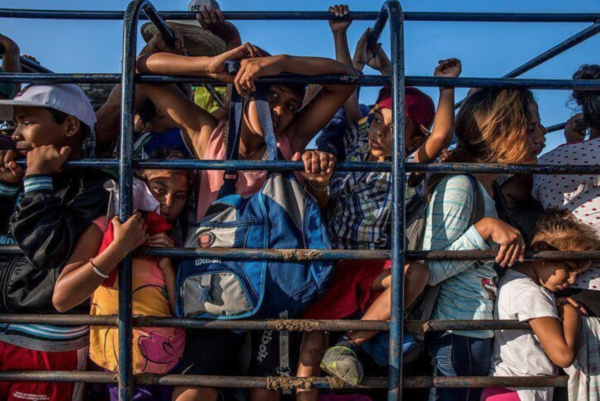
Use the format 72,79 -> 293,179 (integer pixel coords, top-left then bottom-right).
546,122 -> 567,133
0,9 -> 598,22
0,371 -> 566,388
0,314 -> 388,331
0,245 -> 597,261
8,159 -> 600,175
3,73 -> 600,90
406,319 -> 530,333
403,376 -> 567,389
143,248 -> 600,262
0,371 -> 116,383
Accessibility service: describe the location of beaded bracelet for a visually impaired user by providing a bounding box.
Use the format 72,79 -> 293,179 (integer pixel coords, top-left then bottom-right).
90,258 -> 110,279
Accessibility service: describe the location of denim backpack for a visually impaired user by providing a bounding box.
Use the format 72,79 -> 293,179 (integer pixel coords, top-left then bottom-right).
176,87 -> 334,319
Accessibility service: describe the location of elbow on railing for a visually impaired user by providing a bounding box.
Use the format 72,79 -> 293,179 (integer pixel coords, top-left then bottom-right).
549,349 -> 576,369
52,291 -> 73,314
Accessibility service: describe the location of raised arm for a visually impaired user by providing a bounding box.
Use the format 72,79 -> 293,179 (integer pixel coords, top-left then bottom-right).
233,55 -> 358,152
95,25 -> 186,149
413,58 -> 461,163
135,44 -> 260,158
328,4 -> 363,125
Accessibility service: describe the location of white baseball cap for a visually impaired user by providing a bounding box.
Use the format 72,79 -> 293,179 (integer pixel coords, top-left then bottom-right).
0,84 -> 97,131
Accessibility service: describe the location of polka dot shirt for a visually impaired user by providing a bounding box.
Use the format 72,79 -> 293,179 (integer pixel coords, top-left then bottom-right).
532,138 -> 600,290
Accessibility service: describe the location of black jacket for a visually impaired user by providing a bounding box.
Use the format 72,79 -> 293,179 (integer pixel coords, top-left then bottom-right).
0,170 -> 109,314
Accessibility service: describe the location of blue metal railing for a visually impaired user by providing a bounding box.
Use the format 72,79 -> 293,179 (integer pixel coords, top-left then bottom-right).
1,2 -> 600,400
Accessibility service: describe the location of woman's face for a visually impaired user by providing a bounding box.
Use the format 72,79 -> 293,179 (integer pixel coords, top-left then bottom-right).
521,101 -> 548,164
145,170 -> 190,221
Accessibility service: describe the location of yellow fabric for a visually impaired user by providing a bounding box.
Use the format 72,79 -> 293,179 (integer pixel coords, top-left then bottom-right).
193,86 -> 227,113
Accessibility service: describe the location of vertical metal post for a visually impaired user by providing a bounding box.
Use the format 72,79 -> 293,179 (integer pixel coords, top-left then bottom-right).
119,0 -> 149,399
385,1 -> 405,400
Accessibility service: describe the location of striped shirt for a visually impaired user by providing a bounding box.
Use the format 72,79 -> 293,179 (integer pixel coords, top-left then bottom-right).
423,175 -> 498,338
324,120 -> 392,250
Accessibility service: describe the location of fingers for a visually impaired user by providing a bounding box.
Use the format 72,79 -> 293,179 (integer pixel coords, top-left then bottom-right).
292,152 -> 302,162
495,244 -> 508,266
217,9 -> 226,24
301,152 -> 312,174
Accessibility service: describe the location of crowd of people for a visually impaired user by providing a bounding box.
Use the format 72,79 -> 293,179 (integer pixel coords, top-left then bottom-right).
0,1 -> 598,401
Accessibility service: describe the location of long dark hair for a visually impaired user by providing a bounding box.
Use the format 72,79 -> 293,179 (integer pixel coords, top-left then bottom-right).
426,88 -> 535,195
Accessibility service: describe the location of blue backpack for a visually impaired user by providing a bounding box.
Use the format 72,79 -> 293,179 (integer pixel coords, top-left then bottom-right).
176,86 -> 334,319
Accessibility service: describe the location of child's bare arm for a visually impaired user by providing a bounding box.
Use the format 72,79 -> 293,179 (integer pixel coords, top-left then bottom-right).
529,303 -> 581,368
53,214 -> 148,313
413,59 -> 461,163
159,257 -> 178,314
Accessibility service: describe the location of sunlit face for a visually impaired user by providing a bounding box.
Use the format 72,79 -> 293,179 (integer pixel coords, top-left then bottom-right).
245,85 -> 303,136
534,259 -> 590,292
144,170 -> 190,221
12,106 -> 71,156
521,101 -> 548,164
367,108 -> 425,160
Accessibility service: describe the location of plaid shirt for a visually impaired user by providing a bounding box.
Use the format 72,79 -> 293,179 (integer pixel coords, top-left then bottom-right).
324,119 -> 392,250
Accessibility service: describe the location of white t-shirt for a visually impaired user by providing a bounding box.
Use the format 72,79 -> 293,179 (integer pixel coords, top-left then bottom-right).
532,138 -> 600,290
490,269 -> 559,401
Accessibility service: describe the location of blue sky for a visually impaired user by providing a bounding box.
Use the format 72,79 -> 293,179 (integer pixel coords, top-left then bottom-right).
2,0 -> 599,153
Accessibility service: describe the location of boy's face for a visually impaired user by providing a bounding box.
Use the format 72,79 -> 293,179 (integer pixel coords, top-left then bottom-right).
11,106 -> 70,156
145,170 -> 190,221
535,260 -> 590,292
245,85 -> 303,136
367,108 -> 425,160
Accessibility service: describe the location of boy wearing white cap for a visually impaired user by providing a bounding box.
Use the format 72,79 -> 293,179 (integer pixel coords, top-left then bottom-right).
0,84 -> 109,401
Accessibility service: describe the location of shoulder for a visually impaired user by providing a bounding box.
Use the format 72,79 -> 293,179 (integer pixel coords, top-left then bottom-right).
91,216 -> 109,234
432,175 -> 476,199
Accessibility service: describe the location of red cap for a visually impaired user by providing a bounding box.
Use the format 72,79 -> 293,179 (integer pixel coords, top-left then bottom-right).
376,86 -> 435,131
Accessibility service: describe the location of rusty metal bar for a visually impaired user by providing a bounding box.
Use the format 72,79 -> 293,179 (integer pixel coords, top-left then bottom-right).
0,246 -> 597,262
0,314 -> 538,333
0,371 -> 566,389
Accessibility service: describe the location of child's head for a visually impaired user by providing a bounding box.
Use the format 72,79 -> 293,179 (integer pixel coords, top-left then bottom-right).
572,64 -> 600,133
366,86 -> 435,160
455,88 -> 546,165
528,209 -> 600,292
0,84 -> 96,156
245,83 -> 306,136
136,149 -> 192,221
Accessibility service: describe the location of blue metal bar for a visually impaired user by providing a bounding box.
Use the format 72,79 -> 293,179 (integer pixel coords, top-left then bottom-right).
546,122 -> 567,133
119,1 -> 149,399
0,9 -> 599,22
142,248 -> 600,262
10,159 -> 600,174
455,21 -> 600,108
18,56 -> 52,74
386,1 -> 404,400
3,73 -> 600,90
368,6 -> 389,46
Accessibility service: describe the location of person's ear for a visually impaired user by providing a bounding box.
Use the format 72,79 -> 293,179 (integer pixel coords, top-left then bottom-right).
64,116 -> 81,139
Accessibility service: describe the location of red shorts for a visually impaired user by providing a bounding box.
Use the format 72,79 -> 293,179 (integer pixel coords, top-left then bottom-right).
304,259 -> 391,319
0,341 -> 87,401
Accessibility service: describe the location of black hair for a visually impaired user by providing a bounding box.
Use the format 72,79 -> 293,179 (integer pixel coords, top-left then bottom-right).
272,83 -> 306,103
47,107 -> 91,140
137,83 -> 191,125
135,148 -> 193,183
571,64 -> 600,131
